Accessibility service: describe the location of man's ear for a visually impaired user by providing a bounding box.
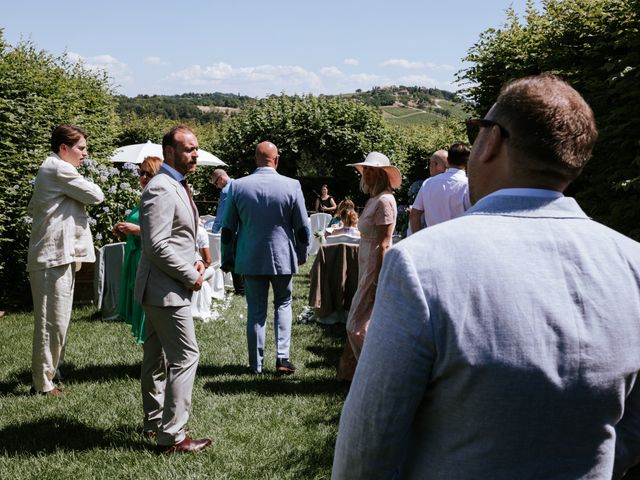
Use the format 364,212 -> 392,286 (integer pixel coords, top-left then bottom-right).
477,126 -> 503,165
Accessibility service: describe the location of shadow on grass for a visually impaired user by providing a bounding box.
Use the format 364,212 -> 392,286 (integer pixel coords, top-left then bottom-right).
202,371 -> 347,397
0,417 -> 148,455
60,362 -> 141,383
0,362 -> 140,396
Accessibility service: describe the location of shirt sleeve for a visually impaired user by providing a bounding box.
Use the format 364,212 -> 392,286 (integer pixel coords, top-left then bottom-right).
374,195 -> 396,226
411,179 -> 428,212
332,246 -> 436,479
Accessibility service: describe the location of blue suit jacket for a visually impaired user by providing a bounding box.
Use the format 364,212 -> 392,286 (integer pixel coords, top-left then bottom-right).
333,194 -> 640,479
221,167 -> 310,275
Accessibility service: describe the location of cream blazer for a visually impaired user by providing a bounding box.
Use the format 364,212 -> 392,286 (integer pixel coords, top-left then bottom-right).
27,154 -> 104,272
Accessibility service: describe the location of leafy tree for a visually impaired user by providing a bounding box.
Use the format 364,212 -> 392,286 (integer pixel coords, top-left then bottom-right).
457,0 -> 640,239
0,32 -> 119,305
215,95 -> 403,209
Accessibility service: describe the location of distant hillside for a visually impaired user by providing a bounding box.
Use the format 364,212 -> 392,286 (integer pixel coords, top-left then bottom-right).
116,86 -> 468,126
341,86 -> 468,126
116,92 -> 255,123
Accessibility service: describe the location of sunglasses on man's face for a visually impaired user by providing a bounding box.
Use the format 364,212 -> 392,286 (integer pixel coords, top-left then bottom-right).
465,118 -> 510,145
139,171 -> 154,179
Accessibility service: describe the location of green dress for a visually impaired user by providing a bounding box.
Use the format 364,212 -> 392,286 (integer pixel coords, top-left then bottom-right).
117,205 -> 145,344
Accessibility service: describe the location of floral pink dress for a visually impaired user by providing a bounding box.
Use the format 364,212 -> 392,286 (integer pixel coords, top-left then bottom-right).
342,192 -> 396,371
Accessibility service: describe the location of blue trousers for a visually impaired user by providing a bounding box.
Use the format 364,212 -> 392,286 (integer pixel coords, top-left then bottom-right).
243,275 -> 293,373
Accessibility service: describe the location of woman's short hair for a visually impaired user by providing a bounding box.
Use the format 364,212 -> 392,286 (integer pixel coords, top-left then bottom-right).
141,156 -> 163,175
51,124 -> 86,154
340,208 -> 358,227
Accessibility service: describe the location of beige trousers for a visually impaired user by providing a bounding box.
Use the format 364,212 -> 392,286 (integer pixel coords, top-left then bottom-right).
141,303 -> 200,446
29,263 -> 75,393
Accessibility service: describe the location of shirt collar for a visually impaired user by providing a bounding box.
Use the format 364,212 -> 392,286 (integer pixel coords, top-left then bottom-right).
485,188 -> 564,200
160,163 -> 185,183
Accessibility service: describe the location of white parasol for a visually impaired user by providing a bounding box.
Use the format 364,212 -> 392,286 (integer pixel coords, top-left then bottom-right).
109,141 -> 226,166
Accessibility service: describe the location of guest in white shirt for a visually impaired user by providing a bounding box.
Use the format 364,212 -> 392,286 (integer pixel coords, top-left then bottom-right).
409,142 -> 471,233
406,150 -> 448,236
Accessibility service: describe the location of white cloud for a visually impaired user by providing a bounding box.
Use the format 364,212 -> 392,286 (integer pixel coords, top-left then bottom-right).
423,62 -> 456,71
319,66 -> 343,78
66,51 -> 133,86
381,59 -> 456,72
343,58 -> 359,65
144,56 -> 168,66
167,62 -> 324,96
381,59 -> 424,69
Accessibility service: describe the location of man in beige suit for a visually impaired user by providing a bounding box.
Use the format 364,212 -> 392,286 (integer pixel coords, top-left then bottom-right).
27,124 -> 104,396
134,125 -> 212,453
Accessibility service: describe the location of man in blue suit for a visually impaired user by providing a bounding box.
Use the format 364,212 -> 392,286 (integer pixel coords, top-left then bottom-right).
221,141 -> 310,375
333,75 -> 640,479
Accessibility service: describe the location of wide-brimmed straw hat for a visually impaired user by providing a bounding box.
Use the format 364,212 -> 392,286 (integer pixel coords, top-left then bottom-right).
347,152 -> 402,189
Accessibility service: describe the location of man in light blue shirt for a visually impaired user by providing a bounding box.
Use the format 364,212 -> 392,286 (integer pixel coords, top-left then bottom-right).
210,169 -> 231,234
333,75 -> 640,479
211,169 -> 244,294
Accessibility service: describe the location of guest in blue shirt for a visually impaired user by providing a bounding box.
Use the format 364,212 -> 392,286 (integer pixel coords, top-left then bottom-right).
210,169 -> 232,234
211,169 -> 244,295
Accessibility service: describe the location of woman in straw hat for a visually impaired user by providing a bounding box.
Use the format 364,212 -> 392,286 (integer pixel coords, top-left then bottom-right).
337,152 -> 400,381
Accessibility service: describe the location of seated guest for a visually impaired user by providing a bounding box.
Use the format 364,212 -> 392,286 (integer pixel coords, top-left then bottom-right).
113,156 -> 163,344
328,199 -> 355,228
327,208 -> 360,237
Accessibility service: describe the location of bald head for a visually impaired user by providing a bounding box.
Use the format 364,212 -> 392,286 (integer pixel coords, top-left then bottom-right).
256,141 -> 279,168
429,150 -> 448,177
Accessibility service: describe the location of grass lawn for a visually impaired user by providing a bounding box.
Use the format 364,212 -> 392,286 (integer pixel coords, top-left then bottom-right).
0,262 -> 349,479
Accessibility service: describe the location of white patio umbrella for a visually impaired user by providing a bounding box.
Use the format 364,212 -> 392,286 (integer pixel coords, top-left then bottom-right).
109,140 -> 226,166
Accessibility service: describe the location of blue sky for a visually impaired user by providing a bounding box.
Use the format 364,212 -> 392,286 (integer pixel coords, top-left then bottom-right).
2,0 -> 541,97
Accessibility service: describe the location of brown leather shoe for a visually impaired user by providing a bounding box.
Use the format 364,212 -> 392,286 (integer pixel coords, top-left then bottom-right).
161,436 -> 212,454
30,387 -> 63,397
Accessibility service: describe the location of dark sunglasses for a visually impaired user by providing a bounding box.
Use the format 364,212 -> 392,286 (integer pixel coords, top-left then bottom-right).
465,118 -> 510,145
139,171 -> 154,179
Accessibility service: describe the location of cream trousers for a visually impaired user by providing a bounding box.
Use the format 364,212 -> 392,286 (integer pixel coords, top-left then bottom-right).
29,263 -> 75,393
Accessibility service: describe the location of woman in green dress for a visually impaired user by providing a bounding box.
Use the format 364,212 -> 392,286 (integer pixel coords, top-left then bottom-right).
113,156 -> 163,344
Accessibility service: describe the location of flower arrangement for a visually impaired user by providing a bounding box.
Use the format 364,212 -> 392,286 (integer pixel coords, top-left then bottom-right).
77,160 -> 141,247
313,230 -> 326,243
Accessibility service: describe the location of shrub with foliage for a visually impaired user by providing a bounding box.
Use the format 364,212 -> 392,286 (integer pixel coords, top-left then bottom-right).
216,95 -> 404,208
457,0 -> 640,239
0,32 -> 120,305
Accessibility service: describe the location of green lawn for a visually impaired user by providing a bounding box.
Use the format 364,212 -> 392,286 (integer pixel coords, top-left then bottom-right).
0,263 -> 348,479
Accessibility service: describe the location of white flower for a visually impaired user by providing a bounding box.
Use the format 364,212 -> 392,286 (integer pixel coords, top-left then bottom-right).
95,233 -> 103,240
99,175 -> 108,182
88,217 -> 97,226
23,216 -> 33,224
103,206 -> 110,213
120,182 -> 131,190
108,186 -> 117,194
124,209 -> 132,216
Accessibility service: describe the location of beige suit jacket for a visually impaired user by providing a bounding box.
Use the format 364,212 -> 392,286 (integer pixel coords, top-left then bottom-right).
27,154 -> 104,272
134,170 -> 200,307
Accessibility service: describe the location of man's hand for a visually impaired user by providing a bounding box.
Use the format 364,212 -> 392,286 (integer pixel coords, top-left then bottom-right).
192,273 -> 203,291
195,260 -> 205,275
